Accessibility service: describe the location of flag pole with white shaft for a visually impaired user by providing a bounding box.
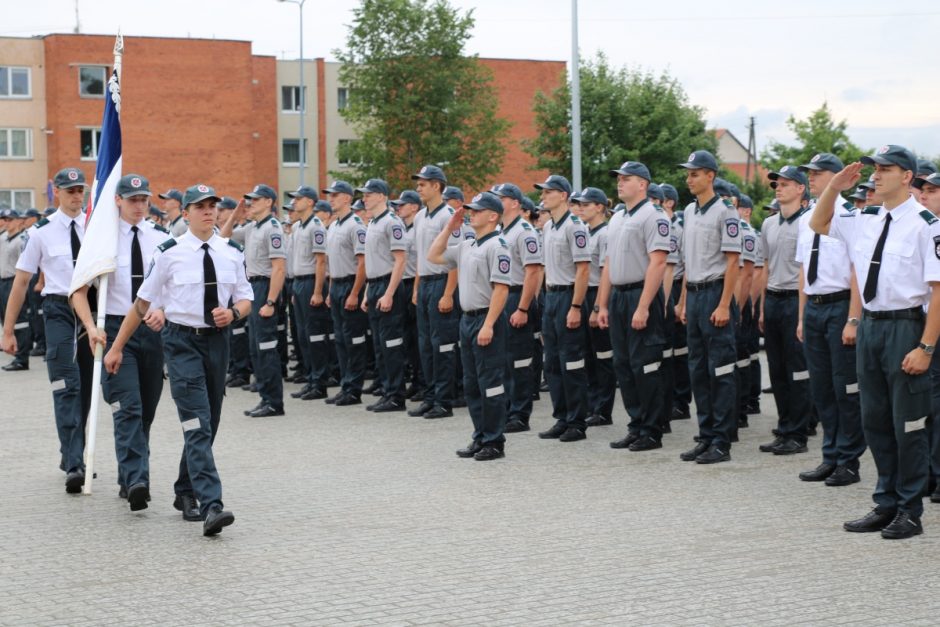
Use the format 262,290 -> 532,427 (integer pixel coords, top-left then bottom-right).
71,33 -> 124,495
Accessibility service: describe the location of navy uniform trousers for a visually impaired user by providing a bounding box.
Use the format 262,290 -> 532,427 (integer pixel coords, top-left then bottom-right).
747,295 -> 763,409
542,286 -> 587,430
102,315 -> 164,491
291,275 -> 315,385
366,276 -> 407,404
0,276 -> 31,366
584,286 -> 616,421
249,277 -> 284,410
165,324 -> 227,517
460,309 -> 509,446
671,277 -> 691,415
504,288 -> 536,425
402,277 -> 424,392
28,275 -> 45,352
416,274 -> 459,409
764,292 -> 812,443
228,318 -> 251,379
329,277 -> 369,396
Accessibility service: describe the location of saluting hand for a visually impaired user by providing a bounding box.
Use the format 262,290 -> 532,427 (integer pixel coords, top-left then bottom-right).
447,207 -> 465,233
829,162 -> 864,192
104,347 -> 122,374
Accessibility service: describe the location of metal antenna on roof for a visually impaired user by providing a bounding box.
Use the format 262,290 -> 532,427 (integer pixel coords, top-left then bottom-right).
74,0 -> 81,33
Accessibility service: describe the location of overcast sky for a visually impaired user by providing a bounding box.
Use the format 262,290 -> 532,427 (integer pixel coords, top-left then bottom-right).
7,0 -> 940,156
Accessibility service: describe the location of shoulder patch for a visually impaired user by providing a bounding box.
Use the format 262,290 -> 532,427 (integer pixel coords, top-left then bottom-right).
740,220 -> 751,230
521,221 -> 532,231
271,218 -> 281,226
157,238 -> 178,253
722,199 -> 735,209
842,200 -> 854,211
153,224 -> 170,234
34,218 -> 49,229
920,209 -> 939,225
862,206 -> 880,215
227,239 -> 244,252
353,216 -> 364,224
570,215 -> 583,224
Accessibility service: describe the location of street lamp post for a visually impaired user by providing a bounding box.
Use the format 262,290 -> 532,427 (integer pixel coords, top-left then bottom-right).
279,0 -> 307,186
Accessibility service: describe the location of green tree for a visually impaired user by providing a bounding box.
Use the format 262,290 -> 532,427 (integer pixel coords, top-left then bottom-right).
526,53 -> 717,203
333,0 -> 509,192
760,102 -> 867,172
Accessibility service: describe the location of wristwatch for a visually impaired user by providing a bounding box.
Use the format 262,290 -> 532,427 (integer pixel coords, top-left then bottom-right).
847,317 -> 860,327
265,299 -> 275,307
919,342 -> 935,355
230,306 -> 241,322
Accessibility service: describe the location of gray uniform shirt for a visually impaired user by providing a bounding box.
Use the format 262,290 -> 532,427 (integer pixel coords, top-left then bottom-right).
291,215 -> 328,277
167,214 -> 188,238
365,209 -> 407,279
500,216 -> 542,286
326,211 -> 367,279
605,200 -> 671,285
402,222 -> 417,279
0,230 -> 26,279
681,196 -> 741,283
753,233 -> 764,269
667,215 -> 684,279
442,230 -> 512,310
740,220 -> 757,267
415,203 -> 461,277
244,215 -> 287,278
761,207 -> 806,290
587,222 -> 608,287
542,211 -> 591,286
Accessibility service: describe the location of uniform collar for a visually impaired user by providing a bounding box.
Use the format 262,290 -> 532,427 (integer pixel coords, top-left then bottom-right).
300,213 -> 315,228
372,209 -> 389,224
778,205 -> 807,225
881,195 -> 918,222
502,215 -> 522,234
180,230 -> 225,251
427,202 -> 447,219
551,210 -> 571,230
589,222 -> 608,235
254,214 -> 273,228
627,199 -> 649,216
54,209 -> 83,228
473,230 -> 499,247
695,195 -> 719,215
119,218 -> 147,235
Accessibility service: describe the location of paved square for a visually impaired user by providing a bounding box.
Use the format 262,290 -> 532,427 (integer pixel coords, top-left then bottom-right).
1,359 -> 938,626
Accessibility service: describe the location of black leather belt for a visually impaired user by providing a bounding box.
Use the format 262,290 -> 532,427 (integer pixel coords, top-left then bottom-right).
332,275 -> 355,284
419,273 -> 447,283
613,281 -> 644,292
546,284 -> 573,292
105,314 -> 125,324
0,277 -> 13,282
43,294 -> 70,304
294,274 -> 314,281
766,288 -> 799,298
508,285 -> 523,293
863,307 -> 924,321
686,278 -> 724,292
808,290 -> 850,305
403,277 -> 415,284
367,273 -> 391,285
166,321 -> 224,336
248,276 -> 269,283
464,308 -> 488,317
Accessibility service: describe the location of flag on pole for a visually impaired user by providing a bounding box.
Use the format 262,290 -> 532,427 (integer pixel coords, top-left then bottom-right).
69,52 -> 123,296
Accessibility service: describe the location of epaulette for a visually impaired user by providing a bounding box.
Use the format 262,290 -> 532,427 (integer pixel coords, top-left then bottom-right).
919,209 -> 939,225
157,238 -> 177,252
498,237 -> 508,248
271,218 -> 281,226
34,218 -> 49,229
653,205 -> 664,212
722,198 -> 735,209
353,215 -> 364,224
842,200 -> 854,211
861,206 -> 880,215
521,221 -> 532,230
227,239 -> 244,252
153,224 -> 170,234
740,220 -> 751,230
570,215 -> 583,224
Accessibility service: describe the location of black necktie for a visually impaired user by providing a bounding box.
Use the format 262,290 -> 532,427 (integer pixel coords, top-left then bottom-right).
70,221 -> 81,266
202,243 -> 219,326
807,233 -> 820,285
131,226 -> 143,302
863,213 -> 892,303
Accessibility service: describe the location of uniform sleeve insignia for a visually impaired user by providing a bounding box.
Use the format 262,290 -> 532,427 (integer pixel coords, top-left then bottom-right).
157,238 -> 178,253
357,229 -> 366,244
656,219 -> 670,237
314,231 -> 325,245
497,254 -> 511,274
574,231 -> 587,248
725,219 -> 739,238
744,237 -> 755,252
669,235 -> 677,252
391,225 -> 404,240
934,235 -> 940,260
525,237 -> 538,254
271,234 -> 283,249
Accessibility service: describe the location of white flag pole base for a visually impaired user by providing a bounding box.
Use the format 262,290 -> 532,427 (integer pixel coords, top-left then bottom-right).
82,274 -> 109,495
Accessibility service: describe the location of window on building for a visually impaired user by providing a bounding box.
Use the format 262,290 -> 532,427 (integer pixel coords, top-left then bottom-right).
337,87 -> 349,110
79,66 -> 107,98
337,139 -> 365,167
80,128 -> 103,160
0,189 -> 34,211
0,66 -> 31,98
282,138 -> 308,166
281,86 -> 306,112
0,128 -> 31,159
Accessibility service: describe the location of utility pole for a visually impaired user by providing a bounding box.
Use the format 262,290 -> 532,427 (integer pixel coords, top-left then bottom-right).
746,116 -> 756,182
74,0 -> 81,34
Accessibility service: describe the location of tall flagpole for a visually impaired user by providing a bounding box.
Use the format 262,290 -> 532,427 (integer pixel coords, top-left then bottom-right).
570,0 -> 582,192
82,32 -> 122,495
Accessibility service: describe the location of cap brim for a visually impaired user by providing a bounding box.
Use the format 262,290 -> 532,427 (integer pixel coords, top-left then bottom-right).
157,193 -> 179,200
534,183 -> 566,191
120,190 -> 153,198
186,194 -> 220,207
860,155 -> 892,166
57,182 -> 86,189
609,169 -> 627,177
797,164 -> 820,172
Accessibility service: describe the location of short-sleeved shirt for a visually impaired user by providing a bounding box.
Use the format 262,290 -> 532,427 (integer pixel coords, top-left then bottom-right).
415,203 -> 461,277
402,222 -> 417,280
442,230 -> 512,310
667,214 -> 685,280
291,214 -> 327,276
796,198 -> 854,295
326,211 -> 367,279
739,220 -> 757,267
500,215 -> 542,286
137,231 -> 254,328
244,215 -> 286,278
761,207 -> 806,290
365,209 -> 407,279
167,214 -> 188,238
542,210 -> 591,286
827,195 -> 940,311
681,196 -> 741,283
103,219 -> 168,315
0,230 -> 26,279
228,221 -> 252,246
753,233 -> 764,269
16,209 -> 86,297
605,200 -> 671,285
587,222 -> 609,287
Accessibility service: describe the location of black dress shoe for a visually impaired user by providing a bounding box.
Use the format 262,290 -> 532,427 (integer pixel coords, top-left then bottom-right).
843,508 -> 895,533
629,436 -> 663,451
539,380 -> 549,392
745,403 -> 761,415
409,389 -> 426,402
325,392 -> 344,405
504,419 -> 530,433
762,385 -> 773,394
30,346 -> 45,357
806,425 -> 818,437
453,397 -> 467,408
423,405 -> 453,419
203,505 -> 235,536
365,381 -> 383,395
661,421 -> 672,434
243,402 -> 264,416
2,362 -> 28,371
737,417 -> 749,428
65,470 -> 84,494
585,414 -> 613,427
174,494 -> 201,522
680,441 -> 709,461
408,401 -> 433,417
127,483 -> 150,511
881,511 -> 923,539
300,387 -> 328,401
366,397 -> 388,411
248,404 -> 285,417
456,441 -> 482,458
695,444 -> 730,464
825,465 -> 860,486
372,399 -> 406,413
559,427 -> 586,442
118,485 -> 127,499
931,485 -> 940,503
531,391 -> 540,401
772,439 -> 808,455
291,385 -> 313,399
289,374 -> 309,384
610,433 -> 640,449
671,407 -> 691,420
240,383 -> 259,393
799,463 -> 836,482
226,375 -> 249,388
335,394 -> 362,407
759,436 -> 786,452
539,422 -> 567,439
404,385 -> 423,400
474,446 -> 505,461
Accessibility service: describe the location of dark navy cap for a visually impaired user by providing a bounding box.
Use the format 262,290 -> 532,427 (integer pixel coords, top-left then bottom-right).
678,150 -> 719,172
148,206 -> 166,219
918,159 -> 938,177
54,168 -> 86,189
314,200 -> 332,214
612,203 -> 625,213
158,188 -> 183,202
23,208 -> 42,219
287,185 -> 319,201
443,186 -> 464,202
43,207 -> 56,217
464,191 -> 503,214
244,183 -> 277,201
0,208 -> 14,219
849,188 -> 868,201
858,175 -> 876,191
391,190 -> 421,206
411,165 -> 447,184
116,173 -> 152,198
764,198 -> 780,212
521,196 -> 535,213
217,196 -> 237,210
609,160 -> 652,182
713,178 -> 732,197
861,144 -> 917,173
356,178 -> 390,195
182,183 -> 220,207
727,183 -> 741,200
768,165 -> 808,188
659,183 -> 679,203
534,174 -> 572,195
738,194 -> 754,209
799,152 -> 844,174
646,184 -> 665,202
492,183 -> 524,202
537,201 -> 549,212
351,199 -> 366,211
283,204 -> 294,212
572,187 -> 608,205
913,172 -> 940,190
322,180 -> 354,196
